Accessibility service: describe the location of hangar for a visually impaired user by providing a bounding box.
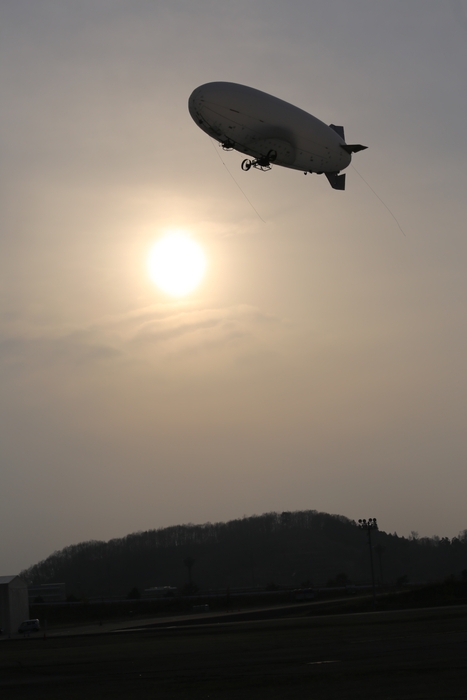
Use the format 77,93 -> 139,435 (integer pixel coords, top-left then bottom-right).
0,576 -> 29,636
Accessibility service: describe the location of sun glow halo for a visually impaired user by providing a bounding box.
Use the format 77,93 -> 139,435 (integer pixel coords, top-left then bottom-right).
147,232 -> 207,297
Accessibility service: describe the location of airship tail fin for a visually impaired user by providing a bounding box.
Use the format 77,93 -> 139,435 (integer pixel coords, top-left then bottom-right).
340,143 -> 368,154
325,172 -> 346,190
329,124 -> 345,140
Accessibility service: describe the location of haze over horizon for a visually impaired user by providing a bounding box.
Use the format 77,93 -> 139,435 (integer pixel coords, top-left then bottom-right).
1,1 -> 466,573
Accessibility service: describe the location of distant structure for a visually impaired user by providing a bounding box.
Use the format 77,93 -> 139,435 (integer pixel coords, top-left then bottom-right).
0,576 -> 29,636
143,586 -> 177,599
28,582 -> 66,605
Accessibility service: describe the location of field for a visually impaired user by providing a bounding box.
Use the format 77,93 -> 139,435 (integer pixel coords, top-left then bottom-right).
1,604 -> 466,699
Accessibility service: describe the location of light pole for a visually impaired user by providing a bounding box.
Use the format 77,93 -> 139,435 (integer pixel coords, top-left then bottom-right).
375,544 -> 385,586
358,518 -> 378,608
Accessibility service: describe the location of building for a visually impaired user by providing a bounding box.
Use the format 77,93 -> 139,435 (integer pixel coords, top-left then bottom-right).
143,586 -> 178,599
0,576 -> 29,636
28,582 -> 66,604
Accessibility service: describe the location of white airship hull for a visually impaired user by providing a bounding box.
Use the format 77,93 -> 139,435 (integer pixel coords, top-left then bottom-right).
188,82 -> 366,188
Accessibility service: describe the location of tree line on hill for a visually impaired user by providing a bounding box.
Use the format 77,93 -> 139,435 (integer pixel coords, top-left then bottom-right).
21,510 -> 467,600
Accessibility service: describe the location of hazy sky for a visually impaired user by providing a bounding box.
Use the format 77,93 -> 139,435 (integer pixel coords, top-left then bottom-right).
1,1 -> 466,573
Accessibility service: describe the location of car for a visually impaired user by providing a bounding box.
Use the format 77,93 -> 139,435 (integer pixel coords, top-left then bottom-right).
18,619 -> 40,634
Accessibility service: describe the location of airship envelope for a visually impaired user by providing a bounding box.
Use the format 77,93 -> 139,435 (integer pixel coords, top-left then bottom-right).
188,82 -> 367,190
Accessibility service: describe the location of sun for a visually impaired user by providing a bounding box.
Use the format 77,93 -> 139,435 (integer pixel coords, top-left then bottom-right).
147,231 -> 207,297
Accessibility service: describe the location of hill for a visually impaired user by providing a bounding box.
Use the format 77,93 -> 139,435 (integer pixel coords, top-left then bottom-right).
21,510 -> 467,599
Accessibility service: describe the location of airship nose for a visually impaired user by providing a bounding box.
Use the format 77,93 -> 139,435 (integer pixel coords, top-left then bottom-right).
188,86 -> 204,122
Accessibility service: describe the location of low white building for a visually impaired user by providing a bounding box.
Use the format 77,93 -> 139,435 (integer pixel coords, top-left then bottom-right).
0,576 -> 29,636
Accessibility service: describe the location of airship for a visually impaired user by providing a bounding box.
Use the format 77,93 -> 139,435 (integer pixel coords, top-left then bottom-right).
188,82 -> 367,190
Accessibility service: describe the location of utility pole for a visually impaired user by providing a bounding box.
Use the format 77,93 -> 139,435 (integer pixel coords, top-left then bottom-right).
358,518 -> 378,609
184,557 -> 195,591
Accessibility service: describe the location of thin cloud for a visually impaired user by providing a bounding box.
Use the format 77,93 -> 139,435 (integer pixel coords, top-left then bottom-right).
0,303 -> 286,371
131,305 -> 278,344
0,328 -> 120,369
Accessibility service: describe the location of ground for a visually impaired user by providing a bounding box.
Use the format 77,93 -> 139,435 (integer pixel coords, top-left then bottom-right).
1,605 -> 466,699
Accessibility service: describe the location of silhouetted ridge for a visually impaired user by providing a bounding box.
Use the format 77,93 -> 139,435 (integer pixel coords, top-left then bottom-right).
21,510 -> 467,598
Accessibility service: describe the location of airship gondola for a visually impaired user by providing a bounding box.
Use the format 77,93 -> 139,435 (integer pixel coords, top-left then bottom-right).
188,82 -> 367,190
